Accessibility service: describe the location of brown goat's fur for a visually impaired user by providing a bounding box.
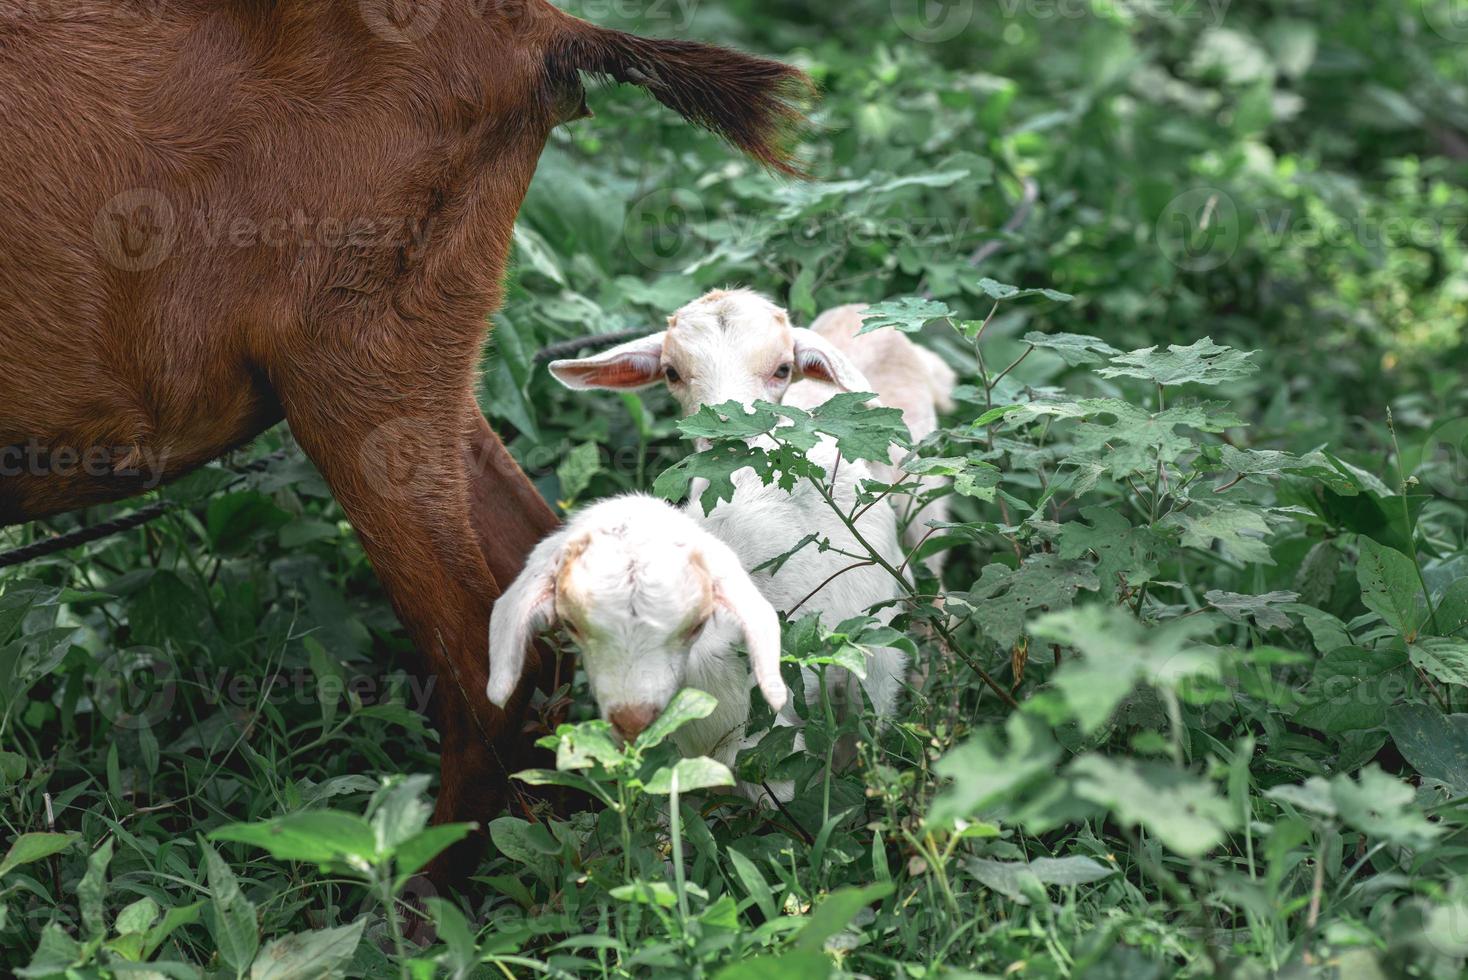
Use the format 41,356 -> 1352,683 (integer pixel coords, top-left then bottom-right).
0,0 -> 809,886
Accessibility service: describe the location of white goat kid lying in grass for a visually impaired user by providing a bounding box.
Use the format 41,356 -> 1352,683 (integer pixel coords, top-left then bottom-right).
486,495 -> 789,777
550,289 -> 909,721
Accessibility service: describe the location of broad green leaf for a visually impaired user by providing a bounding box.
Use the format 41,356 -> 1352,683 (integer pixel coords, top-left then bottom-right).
1035,606 -> 1221,733
713,951 -> 832,980
210,811 -> 380,870
643,756 -> 735,794
965,856 -> 1114,904
794,883 -> 895,951
114,896 -> 160,937
1356,537 -> 1427,638
1055,506 -> 1163,599
202,839 -> 259,976
609,881 -> 681,907
1295,646 -> 1409,733
725,847 -> 777,920
1164,501 -> 1275,565
0,832 -> 80,879
16,924 -> 84,978
639,688 -> 720,750
1070,756 -> 1237,857
1330,765 -> 1441,846
552,720 -> 627,772
79,837 -> 113,939
1386,703 -> 1468,794
953,556 -> 1099,650
929,714 -> 1060,828
369,774 -> 434,856
1409,638 -> 1468,687
1205,590 -> 1299,631
249,919 -> 365,980
393,823 -> 477,881
1022,331 -> 1121,365
855,296 -> 952,334
1098,337 -> 1257,387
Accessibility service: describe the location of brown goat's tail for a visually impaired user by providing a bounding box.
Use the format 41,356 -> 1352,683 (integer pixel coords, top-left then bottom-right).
548,19 -> 814,175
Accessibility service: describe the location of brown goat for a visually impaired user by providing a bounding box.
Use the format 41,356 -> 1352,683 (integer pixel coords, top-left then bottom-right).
0,0 -> 808,884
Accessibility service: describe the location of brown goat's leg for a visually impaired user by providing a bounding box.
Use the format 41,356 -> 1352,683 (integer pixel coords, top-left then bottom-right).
279,390 -> 540,891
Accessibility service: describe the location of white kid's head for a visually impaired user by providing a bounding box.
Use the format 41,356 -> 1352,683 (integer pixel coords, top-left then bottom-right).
486,496 -> 786,742
548,288 -> 868,414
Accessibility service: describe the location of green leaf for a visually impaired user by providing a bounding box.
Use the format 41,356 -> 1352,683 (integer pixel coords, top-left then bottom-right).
725,847 -> 777,921
965,855 -> 1115,904
1330,765 -> 1441,847
551,720 -> 628,772
249,918 -> 365,980
79,837 -> 113,939
1205,590 -> 1299,632
210,811 -> 380,871
393,823 -> 477,881
1295,646 -> 1409,733
1098,337 -> 1257,387
952,556 -> 1099,650
369,774 -> 434,856
974,277 -> 1074,304
114,896 -> 160,937
17,923 -> 84,978
1386,703 -> 1468,794
1164,501 -> 1275,565
643,756 -> 735,794
1070,756 -> 1237,857
794,883 -> 895,951
1356,537 -> 1427,638
202,839 -> 259,976
713,951 -> 833,980
1038,606 -> 1222,731
1056,506 -> 1163,600
609,881 -> 680,908
1411,638 -> 1468,687
799,393 -> 911,464
1022,331 -> 1120,365
0,832 -> 81,879
855,296 -> 952,334
556,442 -> 602,503
929,714 -> 1061,828
638,688 -> 720,750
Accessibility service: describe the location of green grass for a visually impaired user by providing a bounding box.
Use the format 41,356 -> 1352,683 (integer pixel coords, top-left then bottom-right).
4,1 -> 1468,976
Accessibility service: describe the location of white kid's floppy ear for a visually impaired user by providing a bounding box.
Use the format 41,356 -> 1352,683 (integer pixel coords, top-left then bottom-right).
486,532 -> 565,707
698,545 -> 787,713
791,327 -> 870,392
548,332 -> 667,390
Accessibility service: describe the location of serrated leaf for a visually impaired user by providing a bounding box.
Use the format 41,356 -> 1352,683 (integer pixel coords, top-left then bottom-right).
1035,606 -> 1221,733
953,556 -> 1100,650
1070,756 -> 1237,857
1330,765 -> 1441,846
1205,590 -> 1299,631
1022,331 -> 1121,366
1056,506 -> 1163,599
1098,337 -> 1257,387
1164,501 -> 1274,565
929,714 -> 1060,828
856,296 -> 952,334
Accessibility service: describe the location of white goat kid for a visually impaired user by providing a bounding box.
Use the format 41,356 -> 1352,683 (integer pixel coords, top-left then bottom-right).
486,495 -> 788,775
550,289 -> 909,720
